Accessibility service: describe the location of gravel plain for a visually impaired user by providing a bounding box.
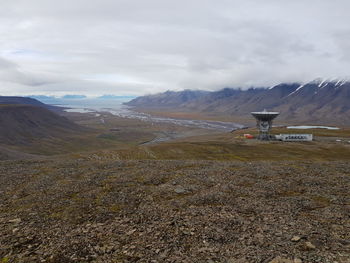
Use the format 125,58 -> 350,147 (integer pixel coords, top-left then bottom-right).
0,158 -> 349,263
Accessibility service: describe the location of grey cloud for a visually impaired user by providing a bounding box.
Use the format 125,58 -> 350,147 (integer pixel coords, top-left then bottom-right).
0,57 -> 61,87
0,0 -> 350,96
0,57 -> 18,69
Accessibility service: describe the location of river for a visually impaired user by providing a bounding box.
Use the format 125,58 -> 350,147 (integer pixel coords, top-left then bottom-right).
57,98 -> 245,132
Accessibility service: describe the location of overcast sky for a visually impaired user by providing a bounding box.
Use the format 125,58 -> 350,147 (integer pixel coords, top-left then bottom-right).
0,0 -> 349,96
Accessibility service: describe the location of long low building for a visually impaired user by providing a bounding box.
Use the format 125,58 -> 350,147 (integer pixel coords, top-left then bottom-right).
276,134 -> 313,142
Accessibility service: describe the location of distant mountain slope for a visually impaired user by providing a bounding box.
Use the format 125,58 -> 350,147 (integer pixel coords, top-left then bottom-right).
126,90 -> 210,108
125,79 -> 350,125
0,104 -> 84,145
0,96 -> 62,111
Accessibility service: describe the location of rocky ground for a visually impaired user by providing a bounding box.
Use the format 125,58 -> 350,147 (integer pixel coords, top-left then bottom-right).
0,158 -> 349,263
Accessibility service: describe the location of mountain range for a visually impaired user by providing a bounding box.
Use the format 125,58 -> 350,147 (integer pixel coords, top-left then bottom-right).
126,79 -> 350,126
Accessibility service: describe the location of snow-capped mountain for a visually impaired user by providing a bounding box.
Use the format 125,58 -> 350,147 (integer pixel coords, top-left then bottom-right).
126,79 -> 350,125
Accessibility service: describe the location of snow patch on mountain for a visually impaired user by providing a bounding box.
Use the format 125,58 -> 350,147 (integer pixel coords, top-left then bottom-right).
286,84 -> 304,97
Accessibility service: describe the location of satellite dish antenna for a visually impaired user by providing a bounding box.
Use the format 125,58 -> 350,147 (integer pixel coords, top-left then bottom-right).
251,110 -> 280,140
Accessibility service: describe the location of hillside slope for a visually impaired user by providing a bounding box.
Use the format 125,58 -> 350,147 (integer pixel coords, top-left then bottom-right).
126,90 -> 210,108
0,104 -> 84,146
0,96 -> 62,111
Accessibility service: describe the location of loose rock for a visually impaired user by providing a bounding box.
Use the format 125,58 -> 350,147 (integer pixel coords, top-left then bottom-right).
291,236 -> 301,242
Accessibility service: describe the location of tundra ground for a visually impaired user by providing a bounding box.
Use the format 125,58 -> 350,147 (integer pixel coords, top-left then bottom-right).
0,113 -> 349,263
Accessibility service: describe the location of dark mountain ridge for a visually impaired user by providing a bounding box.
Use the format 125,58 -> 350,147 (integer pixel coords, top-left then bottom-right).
126,79 -> 350,125
0,104 -> 84,146
0,96 -> 62,111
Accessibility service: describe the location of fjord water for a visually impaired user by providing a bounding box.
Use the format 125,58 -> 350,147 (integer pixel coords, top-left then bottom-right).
56,97 -> 244,132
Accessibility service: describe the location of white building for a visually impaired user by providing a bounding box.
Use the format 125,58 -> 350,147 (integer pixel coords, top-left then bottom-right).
276,134 -> 313,142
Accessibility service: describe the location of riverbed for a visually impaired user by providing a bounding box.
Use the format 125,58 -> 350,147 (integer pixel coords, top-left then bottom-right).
61,98 -> 245,132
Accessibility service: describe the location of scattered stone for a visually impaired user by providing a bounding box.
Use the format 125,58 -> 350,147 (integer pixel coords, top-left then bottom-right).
126,229 -> 136,235
304,241 -> 316,250
0,160 -> 348,262
269,256 -> 296,263
227,258 -> 249,263
291,236 -> 301,242
174,186 -> 186,194
269,256 -> 294,263
8,218 -> 21,224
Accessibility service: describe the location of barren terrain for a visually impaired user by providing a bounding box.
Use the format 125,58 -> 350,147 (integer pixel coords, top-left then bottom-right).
0,112 -> 349,263
1,158 -> 349,263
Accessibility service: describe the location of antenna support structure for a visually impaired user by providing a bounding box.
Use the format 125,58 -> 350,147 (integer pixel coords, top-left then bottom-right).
251,110 -> 280,140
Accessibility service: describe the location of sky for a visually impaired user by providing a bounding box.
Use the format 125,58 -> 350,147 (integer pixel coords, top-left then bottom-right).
0,0 -> 350,96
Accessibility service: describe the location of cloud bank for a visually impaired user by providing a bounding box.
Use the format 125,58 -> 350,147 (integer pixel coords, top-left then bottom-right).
0,0 -> 349,96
